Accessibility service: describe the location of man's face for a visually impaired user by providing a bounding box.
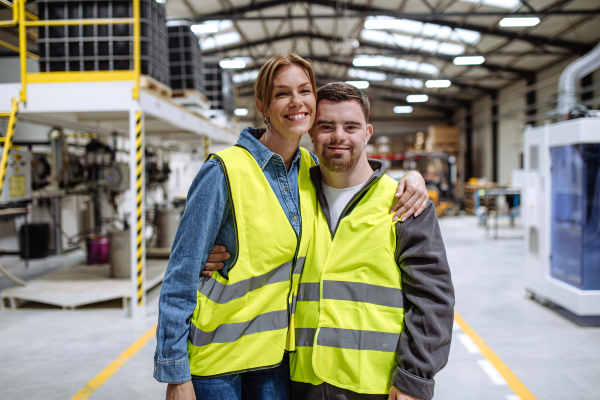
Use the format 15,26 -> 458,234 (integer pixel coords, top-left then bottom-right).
311,99 -> 373,173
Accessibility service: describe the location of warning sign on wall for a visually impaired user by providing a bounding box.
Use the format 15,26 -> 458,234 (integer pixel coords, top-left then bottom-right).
9,174 -> 26,198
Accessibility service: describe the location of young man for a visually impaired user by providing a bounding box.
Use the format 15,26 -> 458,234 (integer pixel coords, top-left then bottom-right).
289,83 -> 455,400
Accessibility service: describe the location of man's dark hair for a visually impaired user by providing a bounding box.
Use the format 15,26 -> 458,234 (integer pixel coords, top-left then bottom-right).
316,82 -> 370,123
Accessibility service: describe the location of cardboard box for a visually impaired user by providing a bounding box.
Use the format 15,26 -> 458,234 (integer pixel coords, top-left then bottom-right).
428,125 -> 460,145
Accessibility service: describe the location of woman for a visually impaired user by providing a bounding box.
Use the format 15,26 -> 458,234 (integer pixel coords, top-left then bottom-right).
154,54 -> 428,400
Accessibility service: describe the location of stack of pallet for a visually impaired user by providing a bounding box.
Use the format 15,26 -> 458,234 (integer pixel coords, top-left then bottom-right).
202,56 -> 235,116
167,22 -> 204,95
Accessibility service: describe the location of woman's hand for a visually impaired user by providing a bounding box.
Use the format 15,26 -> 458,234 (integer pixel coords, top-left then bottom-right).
390,171 -> 429,222
201,245 -> 230,278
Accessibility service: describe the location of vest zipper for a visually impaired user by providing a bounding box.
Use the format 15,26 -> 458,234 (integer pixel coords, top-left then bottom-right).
287,180 -> 302,333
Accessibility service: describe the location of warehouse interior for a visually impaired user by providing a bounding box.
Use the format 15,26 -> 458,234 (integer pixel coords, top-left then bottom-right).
1,0 -> 600,399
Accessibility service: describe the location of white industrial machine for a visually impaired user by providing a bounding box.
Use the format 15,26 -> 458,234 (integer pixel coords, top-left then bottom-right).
524,118 -> 600,316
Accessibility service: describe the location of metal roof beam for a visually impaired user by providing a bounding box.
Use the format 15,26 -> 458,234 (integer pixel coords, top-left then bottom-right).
237,74 -> 472,109
202,31 -> 533,79
192,0 -> 596,53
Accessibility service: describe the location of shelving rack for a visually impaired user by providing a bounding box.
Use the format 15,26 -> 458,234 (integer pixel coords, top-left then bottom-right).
0,0 -> 237,318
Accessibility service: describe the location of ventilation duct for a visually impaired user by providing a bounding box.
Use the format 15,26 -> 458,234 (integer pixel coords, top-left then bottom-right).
556,40 -> 600,116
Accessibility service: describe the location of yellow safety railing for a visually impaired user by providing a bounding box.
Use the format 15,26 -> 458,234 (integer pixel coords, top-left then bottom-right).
0,99 -> 18,200
6,0 -> 142,101
0,0 -> 37,25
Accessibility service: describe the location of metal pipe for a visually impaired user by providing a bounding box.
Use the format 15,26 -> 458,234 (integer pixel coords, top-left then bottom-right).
557,40 -> 600,115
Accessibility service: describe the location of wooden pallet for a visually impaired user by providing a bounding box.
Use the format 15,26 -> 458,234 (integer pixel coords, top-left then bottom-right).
172,88 -> 207,100
139,75 -> 172,98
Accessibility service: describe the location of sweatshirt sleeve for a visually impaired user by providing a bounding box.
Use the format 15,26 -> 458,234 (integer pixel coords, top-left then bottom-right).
392,200 -> 455,400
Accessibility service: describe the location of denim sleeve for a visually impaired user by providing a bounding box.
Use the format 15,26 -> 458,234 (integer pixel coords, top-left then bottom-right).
392,201 -> 455,400
154,158 -> 230,384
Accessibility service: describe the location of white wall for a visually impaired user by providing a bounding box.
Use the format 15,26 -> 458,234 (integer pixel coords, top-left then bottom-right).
497,79 -> 527,185
471,96 -> 493,181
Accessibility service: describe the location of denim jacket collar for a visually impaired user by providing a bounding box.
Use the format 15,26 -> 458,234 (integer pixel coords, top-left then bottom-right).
237,127 -> 302,171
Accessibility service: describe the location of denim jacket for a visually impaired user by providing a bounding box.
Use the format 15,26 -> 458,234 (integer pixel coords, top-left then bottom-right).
154,127 -> 318,383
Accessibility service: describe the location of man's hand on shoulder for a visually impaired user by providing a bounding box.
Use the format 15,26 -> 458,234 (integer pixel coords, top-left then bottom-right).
166,381 -> 195,400
200,245 -> 230,278
391,171 -> 428,222
388,386 -> 423,400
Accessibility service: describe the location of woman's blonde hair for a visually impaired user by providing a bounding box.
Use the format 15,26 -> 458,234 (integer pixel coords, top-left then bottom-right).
254,53 -> 317,117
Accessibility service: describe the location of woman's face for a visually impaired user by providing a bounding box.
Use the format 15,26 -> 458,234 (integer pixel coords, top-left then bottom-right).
259,64 -> 316,138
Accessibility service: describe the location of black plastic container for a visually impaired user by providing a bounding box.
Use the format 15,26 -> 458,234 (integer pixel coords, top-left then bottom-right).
19,223 -> 51,259
168,23 -> 203,92
202,56 -> 234,115
37,0 -> 170,85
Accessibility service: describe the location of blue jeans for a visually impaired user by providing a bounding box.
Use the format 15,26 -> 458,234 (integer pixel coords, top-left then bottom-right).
192,355 -> 291,400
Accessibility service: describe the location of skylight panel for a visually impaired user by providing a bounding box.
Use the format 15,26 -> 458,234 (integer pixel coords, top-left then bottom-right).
360,30 -> 465,56
438,42 -> 466,56
232,70 -> 259,83
364,16 -> 480,46
453,29 -> 481,45
200,32 -> 241,50
359,56 -> 439,76
348,68 -> 387,82
460,0 -> 520,9
392,78 -> 424,89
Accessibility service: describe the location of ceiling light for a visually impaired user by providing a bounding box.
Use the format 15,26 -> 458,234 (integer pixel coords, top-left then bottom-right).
406,95 -> 428,103
346,81 -> 369,89
219,59 -> 246,69
460,0 -> 520,9
394,106 -> 413,114
353,57 -> 384,67
499,17 -> 541,27
425,80 -> 451,88
234,109 -> 249,116
453,56 -> 485,65
191,23 -> 219,34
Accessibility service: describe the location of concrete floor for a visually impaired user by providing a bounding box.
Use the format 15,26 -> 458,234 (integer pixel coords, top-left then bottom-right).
1,216 -> 599,400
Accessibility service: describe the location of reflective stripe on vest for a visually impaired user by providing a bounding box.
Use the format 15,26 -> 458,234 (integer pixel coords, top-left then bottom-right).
188,146 -> 316,378
289,174 -> 403,394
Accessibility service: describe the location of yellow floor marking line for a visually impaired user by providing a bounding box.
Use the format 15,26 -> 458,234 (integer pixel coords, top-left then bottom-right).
454,311 -> 537,400
70,323 -> 157,400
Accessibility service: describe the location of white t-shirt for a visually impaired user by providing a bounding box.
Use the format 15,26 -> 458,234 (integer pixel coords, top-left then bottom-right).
322,181 -> 364,233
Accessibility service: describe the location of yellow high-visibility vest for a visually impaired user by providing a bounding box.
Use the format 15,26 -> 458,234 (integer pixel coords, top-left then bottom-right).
188,145 -> 316,377
290,174 -> 403,394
